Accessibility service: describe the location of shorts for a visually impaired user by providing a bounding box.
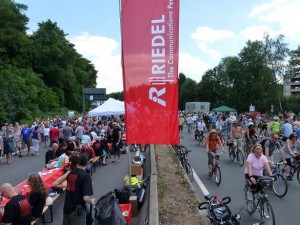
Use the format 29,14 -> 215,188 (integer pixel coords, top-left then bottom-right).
179,125 -> 183,131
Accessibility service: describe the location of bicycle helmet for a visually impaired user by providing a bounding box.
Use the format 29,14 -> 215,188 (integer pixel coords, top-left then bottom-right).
247,122 -> 254,127
273,116 -> 279,121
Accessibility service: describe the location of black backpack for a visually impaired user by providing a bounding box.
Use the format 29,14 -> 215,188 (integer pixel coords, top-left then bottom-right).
260,138 -> 270,154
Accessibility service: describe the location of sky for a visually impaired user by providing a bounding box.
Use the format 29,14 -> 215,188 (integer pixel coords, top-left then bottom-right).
16,0 -> 300,94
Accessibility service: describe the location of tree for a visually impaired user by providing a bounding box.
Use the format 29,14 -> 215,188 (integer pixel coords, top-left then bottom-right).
31,20 -> 97,110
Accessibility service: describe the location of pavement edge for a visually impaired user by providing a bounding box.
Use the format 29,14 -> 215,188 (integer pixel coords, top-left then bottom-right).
149,144 -> 159,225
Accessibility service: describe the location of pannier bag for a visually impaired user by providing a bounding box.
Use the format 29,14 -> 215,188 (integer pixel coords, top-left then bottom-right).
210,204 -> 231,222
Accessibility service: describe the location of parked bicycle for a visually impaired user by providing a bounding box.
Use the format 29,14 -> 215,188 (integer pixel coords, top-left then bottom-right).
173,145 -> 193,182
198,194 -> 243,225
209,151 -> 223,185
226,139 -> 244,167
178,147 -> 194,182
244,176 -> 276,225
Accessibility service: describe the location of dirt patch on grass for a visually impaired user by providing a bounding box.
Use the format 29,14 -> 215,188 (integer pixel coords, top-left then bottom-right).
155,145 -> 205,225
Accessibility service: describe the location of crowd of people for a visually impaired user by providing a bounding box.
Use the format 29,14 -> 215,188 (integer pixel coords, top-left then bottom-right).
0,115 -> 126,165
180,110 -> 300,200
0,115 -> 127,224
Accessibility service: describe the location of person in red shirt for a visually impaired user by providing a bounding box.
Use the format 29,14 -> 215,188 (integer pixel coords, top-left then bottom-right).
49,124 -> 60,147
80,141 -> 95,175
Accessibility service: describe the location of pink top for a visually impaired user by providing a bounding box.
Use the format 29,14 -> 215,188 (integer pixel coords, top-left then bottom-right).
245,153 -> 268,176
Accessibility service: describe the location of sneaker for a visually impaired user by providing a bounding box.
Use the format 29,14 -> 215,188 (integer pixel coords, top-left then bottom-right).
18,154 -> 23,157
247,191 -> 253,201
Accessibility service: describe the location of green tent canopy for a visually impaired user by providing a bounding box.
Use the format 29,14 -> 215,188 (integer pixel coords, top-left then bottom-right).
212,105 -> 237,112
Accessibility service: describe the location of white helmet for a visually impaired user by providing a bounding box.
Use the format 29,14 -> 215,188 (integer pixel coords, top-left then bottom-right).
273,116 -> 279,121
247,122 -> 254,127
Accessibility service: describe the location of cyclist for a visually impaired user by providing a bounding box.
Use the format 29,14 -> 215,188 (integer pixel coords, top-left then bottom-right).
245,143 -> 273,200
272,116 -> 280,135
206,129 -> 225,176
178,115 -> 185,136
259,119 -> 268,137
230,120 -> 242,141
244,122 -> 258,151
215,117 -> 224,135
197,118 -> 206,140
283,132 -> 300,180
280,119 -> 293,142
186,114 -> 193,133
263,134 -> 286,167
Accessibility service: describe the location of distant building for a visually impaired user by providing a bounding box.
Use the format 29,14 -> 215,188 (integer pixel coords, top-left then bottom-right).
283,72 -> 300,96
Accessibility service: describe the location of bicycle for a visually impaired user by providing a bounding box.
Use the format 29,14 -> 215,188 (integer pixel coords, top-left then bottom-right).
244,176 -> 276,225
279,156 -> 300,183
209,151 -> 223,185
178,148 -> 194,182
198,131 -> 206,147
198,194 -> 243,225
187,123 -> 192,134
263,161 -> 288,197
227,139 -> 244,167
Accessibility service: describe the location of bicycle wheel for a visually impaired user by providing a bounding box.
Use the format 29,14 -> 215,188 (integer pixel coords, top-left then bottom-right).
228,146 -> 235,161
244,183 -> 255,214
272,174 -> 288,197
199,136 -> 206,148
185,162 -> 194,182
260,199 -> 275,225
221,134 -> 226,144
244,145 -> 249,156
214,166 -> 221,185
236,149 -> 244,167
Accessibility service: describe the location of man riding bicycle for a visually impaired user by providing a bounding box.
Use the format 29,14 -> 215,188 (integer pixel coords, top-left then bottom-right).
263,134 -> 286,167
196,118 -> 206,140
206,129 -> 225,176
186,114 -> 193,133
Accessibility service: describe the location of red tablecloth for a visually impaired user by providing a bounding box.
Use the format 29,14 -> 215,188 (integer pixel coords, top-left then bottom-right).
0,167 -> 64,208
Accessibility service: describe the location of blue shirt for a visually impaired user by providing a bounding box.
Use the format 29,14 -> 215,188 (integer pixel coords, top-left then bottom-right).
296,128 -> 300,139
21,128 -> 32,141
280,123 -> 293,138
210,115 -> 217,123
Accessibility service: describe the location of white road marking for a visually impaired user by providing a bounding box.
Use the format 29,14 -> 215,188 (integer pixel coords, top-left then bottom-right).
192,168 -> 210,195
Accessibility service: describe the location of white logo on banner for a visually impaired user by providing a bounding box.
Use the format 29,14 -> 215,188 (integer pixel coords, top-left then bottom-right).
149,87 -> 166,107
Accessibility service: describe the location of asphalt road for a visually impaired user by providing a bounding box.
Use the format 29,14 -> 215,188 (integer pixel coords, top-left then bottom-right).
182,128 -> 300,225
0,145 -> 133,225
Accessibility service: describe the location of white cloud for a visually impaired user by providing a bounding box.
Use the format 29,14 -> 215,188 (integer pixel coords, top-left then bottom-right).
69,33 -> 123,94
197,43 -> 222,61
240,25 -> 277,41
191,26 -> 238,43
179,53 -> 210,82
191,26 -> 237,60
249,0 -> 300,41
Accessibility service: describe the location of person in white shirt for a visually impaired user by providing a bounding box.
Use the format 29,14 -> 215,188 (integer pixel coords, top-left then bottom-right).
216,117 -> 224,134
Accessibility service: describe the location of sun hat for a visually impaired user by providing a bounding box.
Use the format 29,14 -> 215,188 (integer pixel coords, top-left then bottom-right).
209,129 -> 217,134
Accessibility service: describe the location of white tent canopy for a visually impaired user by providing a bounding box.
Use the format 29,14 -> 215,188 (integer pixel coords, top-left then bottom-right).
88,98 -> 125,116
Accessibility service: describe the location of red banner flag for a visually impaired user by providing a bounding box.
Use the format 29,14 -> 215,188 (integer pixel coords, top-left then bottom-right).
121,0 -> 179,144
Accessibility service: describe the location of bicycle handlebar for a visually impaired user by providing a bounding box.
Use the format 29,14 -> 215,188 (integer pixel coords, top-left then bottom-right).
209,150 -> 223,156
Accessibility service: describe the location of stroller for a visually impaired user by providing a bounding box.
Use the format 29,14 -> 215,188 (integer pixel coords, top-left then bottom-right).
93,191 -> 127,225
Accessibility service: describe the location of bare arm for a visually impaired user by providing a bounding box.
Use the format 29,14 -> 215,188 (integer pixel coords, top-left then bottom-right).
52,171 -> 70,189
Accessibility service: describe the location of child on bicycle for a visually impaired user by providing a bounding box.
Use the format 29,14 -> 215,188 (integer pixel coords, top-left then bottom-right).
206,129 -> 225,176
